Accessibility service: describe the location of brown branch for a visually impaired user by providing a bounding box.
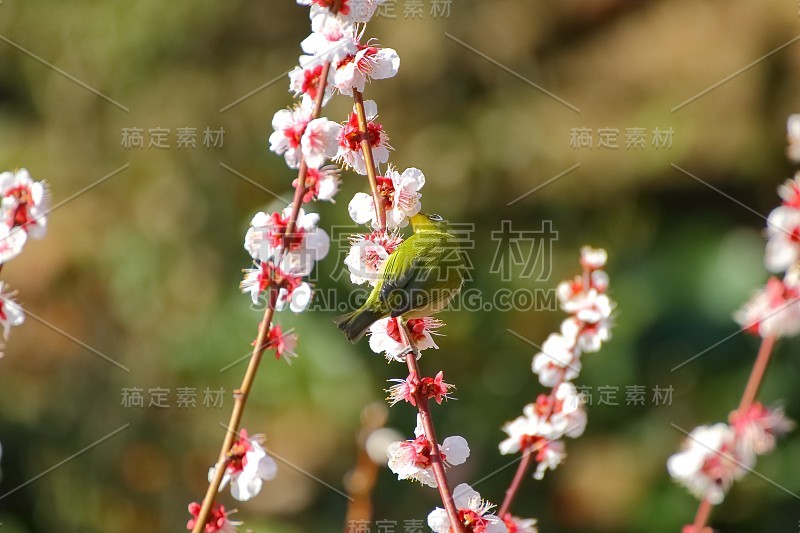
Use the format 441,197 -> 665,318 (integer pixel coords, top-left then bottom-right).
350,86 -> 462,530
497,446 -> 533,518
191,298 -> 277,533
400,324 -> 465,533
352,89 -> 387,230
191,60 -> 331,533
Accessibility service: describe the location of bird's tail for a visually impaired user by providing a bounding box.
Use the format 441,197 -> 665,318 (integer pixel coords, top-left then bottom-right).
334,307 -> 383,343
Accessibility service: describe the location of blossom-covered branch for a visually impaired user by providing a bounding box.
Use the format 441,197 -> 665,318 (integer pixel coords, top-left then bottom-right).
667,117 -> 800,532
188,6 -> 347,530
496,246 -> 615,529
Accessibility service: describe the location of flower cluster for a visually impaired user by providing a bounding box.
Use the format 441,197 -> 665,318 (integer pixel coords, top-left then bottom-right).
0,168 -> 49,356
668,126 -> 799,516
500,246 -> 615,485
735,171 -> 800,337
668,404 -> 792,504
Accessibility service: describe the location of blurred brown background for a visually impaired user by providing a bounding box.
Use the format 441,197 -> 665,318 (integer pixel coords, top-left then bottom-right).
0,1 -> 799,531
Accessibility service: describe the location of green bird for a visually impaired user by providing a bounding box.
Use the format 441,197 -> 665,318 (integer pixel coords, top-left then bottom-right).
335,212 -> 466,342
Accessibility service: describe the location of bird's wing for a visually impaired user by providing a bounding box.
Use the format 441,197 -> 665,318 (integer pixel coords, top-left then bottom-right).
378,234 -> 440,317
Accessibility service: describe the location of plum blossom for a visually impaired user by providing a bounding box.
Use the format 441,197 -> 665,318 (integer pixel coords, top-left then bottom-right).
269,104 -> 313,169
334,44 -> 400,95
275,280 -> 313,313
348,166 -> 425,229
499,386 -> 585,459
387,415 -> 469,487
548,382 -> 588,438
0,169 -> 48,239
502,515 -> 538,533
0,223 -> 27,264
0,169 -> 49,263
336,100 -> 391,175
244,206 -> 330,274
301,117 -> 340,169
240,260 -> 303,306
186,502 -> 241,533
0,283 -> 24,341
777,172 -> 800,208
386,371 -> 455,407
733,276 -> 800,338
262,324 -> 298,363
301,1 -> 388,24
532,440 -> 566,480
208,429 -> 278,501
289,55 -> 335,106
427,483 -> 507,533
765,206 -> 800,273
730,403 -> 794,456
301,10 -> 359,62
531,330 -> 581,387
344,230 -> 402,285
667,424 -> 751,505
293,166 -> 340,203
368,316 -> 442,361
579,245 -> 607,270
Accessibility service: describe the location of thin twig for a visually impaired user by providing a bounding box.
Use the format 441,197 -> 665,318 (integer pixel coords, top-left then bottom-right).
191,60 -> 331,533
352,90 -> 387,230
400,323 -> 465,533
691,498 -> 713,532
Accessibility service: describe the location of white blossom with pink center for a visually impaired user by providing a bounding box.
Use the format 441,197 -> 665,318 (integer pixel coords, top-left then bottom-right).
344,230 -> 403,285
531,329 -> 581,387
387,415 -> 469,487
269,104 -> 314,169
208,430 -> 278,502
0,169 -> 49,263
294,165 -> 341,203
0,223 -> 28,264
336,100 -> 391,176
0,283 -> 24,342
348,166 -> 425,229
289,55 -> 335,107
244,206 -> 330,275
303,1 -> 388,24
368,316 -> 442,361
580,245 -> 607,270
427,483 -> 507,533
334,44 -> 400,95
765,205 -> 800,273
733,276 -> 800,338
301,10 -> 359,62
667,423 -> 752,505
730,403 -> 794,457
301,117 -> 341,169
548,382 -> 588,439
275,281 -> 314,313
503,515 -> 539,533
533,439 -> 566,480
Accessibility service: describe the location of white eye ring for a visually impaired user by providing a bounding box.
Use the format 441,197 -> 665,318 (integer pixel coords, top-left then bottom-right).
430,214 -> 443,221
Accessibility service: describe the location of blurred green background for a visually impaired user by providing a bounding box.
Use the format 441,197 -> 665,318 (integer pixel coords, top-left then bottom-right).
0,1 -> 799,531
